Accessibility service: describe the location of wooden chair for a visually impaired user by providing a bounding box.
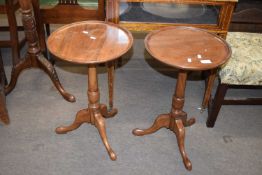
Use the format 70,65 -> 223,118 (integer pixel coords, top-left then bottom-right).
229,0 -> 262,33
0,0 -> 25,65
206,0 -> 262,127
31,0 -> 105,53
206,32 -> 262,127
0,50 -> 9,124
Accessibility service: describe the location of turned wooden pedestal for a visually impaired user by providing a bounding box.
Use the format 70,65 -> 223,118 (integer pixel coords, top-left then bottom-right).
3,0 -> 76,103
133,26 -> 231,170
47,21 -> 133,160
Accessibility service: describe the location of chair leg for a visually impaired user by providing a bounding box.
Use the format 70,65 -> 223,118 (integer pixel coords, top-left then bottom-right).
201,69 -> 217,110
206,83 -> 228,128
6,0 -> 20,65
44,24 -> 55,64
45,24 -> 51,36
0,51 -> 10,124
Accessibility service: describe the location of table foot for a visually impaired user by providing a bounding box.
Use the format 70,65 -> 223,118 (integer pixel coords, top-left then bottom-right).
56,109 -> 90,134
5,54 -> 75,103
0,111 -> 10,125
173,119 -> 192,171
5,57 -> 31,95
38,55 -> 76,103
132,114 -> 170,136
133,113 -> 193,171
100,104 -> 118,118
183,117 -> 196,127
95,113 -> 117,160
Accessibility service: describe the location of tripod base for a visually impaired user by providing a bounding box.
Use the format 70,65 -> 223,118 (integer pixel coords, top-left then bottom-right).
56,104 -> 118,161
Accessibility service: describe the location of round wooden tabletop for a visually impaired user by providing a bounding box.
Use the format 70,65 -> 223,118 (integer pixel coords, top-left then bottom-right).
145,26 -> 231,70
47,21 -> 133,64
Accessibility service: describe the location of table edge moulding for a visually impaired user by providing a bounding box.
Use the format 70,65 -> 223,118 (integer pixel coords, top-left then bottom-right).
47,21 -> 133,64
144,26 -> 231,70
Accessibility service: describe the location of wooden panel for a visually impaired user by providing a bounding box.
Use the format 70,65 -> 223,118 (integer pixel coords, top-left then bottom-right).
229,0 -> 262,32
107,0 -> 237,36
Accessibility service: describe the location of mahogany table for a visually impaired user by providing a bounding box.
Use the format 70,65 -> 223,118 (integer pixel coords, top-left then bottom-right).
47,21 -> 133,160
133,26 -> 231,170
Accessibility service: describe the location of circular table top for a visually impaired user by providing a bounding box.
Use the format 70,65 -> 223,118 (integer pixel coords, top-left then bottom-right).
47,21 -> 133,64
145,26 -> 231,71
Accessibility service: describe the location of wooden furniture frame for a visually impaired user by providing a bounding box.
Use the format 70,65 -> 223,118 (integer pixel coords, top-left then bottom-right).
4,0 -> 75,103
229,0 -> 262,32
0,51 -> 9,124
0,0 -> 26,66
32,0 -> 105,54
107,0 -> 237,110
206,9 -> 262,127
107,0 -> 236,36
207,84 -> 262,127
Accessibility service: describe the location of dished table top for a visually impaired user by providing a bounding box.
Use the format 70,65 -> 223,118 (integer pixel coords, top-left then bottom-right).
47,21 -> 133,64
144,26 -> 231,70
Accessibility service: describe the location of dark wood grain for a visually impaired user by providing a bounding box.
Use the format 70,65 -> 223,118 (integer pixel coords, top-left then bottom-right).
207,84 -> 262,128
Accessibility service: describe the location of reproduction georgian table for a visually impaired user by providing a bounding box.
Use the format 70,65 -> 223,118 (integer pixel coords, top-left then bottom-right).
133,26 -> 231,170
47,21 -> 133,160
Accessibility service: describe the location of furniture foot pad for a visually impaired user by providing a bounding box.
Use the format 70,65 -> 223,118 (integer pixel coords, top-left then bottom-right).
174,119 -> 192,171
183,117 -> 196,127
100,104 -> 118,118
132,114 -> 170,136
55,109 -> 90,134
